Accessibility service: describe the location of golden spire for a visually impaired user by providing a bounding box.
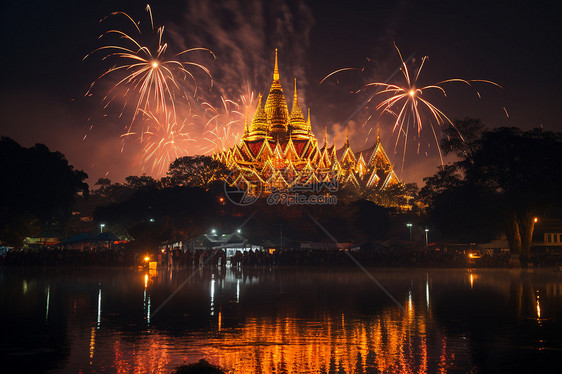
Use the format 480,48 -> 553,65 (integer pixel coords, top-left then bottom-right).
290,79 -> 304,120
288,78 -> 307,140
250,94 -> 268,134
345,125 -> 350,146
265,49 -> 288,135
273,48 -> 279,81
324,126 -> 328,148
377,123 -> 381,142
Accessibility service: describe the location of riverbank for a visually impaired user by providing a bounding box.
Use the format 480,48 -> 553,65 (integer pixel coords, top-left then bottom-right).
1,247 -> 551,268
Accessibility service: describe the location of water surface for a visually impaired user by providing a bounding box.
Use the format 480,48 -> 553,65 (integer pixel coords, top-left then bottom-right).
1,267 -> 561,373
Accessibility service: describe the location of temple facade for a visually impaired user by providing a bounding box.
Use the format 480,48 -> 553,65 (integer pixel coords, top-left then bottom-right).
214,50 -> 401,195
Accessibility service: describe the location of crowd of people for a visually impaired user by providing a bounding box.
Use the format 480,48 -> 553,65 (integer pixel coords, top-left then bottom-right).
229,248 -> 512,267
0,245 -> 513,268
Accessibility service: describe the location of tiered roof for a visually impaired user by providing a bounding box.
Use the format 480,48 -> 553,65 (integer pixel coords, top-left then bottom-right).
215,51 -> 401,195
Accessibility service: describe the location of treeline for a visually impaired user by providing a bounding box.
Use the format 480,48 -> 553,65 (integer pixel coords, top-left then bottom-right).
2,119 -> 562,267
420,119 -> 562,265
0,137 -> 88,248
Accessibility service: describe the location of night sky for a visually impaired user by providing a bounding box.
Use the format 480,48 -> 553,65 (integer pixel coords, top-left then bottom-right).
1,0 -> 560,185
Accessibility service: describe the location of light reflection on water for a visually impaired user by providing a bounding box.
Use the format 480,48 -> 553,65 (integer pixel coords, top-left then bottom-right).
1,267 -> 562,373
97,308 -> 452,374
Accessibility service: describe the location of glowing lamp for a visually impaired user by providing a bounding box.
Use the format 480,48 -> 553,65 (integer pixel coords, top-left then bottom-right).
534,217 -> 538,223
469,253 -> 473,258
144,256 -> 150,262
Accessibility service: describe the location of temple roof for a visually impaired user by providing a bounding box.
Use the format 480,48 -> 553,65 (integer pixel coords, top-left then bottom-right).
264,49 -> 289,130
289,79 -> 306,127
219,50 -> 401,197
251,94 -> 268,128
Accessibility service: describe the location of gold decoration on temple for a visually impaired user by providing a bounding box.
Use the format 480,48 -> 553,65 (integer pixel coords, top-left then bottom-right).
216,51 -> 401,195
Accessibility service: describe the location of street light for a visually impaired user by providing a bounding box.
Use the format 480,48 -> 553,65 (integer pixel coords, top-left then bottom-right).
149,218 -> 155,223
100,223 -> 105,233
424,228 -> 429,248
406,223 -> 413,242
211,229 -> 216,234
237,229 -> 241,234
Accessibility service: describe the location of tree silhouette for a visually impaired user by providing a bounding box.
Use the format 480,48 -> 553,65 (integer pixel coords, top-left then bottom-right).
0,137 -> 88,247
422,121 -> 562,265
164,156 -> 230,190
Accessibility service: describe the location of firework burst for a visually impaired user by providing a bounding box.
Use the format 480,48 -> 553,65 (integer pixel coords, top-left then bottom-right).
199,86 -> 256,154
359,45 -> 501,167
136,109 -> 195,175
84,4 -> 214,132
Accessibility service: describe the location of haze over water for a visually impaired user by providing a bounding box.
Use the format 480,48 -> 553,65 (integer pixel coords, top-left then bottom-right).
1,267 -> 561,373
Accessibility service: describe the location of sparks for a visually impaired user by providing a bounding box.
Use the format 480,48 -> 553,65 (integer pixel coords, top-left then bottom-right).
84,4 -> 214,136
359,44 -> 502,168
135,109 -> 195,175
200,88 -> 256,154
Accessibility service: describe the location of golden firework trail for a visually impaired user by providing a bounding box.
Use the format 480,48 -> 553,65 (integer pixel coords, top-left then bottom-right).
84,4 -> 214,134
200,87 -> 256,154
359,44 -> 502,167
135,109 -> 195,175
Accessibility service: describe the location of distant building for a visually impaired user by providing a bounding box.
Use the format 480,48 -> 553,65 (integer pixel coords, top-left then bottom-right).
532,218 -> 562,257
477,239 -> 511,256
190,232 -> 262,258
23,236 -> 60,248
60,232 -> 123,251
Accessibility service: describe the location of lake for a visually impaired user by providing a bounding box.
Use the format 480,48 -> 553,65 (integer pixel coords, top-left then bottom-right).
1,266 -> 561,373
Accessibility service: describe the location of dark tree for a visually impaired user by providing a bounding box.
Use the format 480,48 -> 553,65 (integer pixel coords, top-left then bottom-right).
338,180 -> 418,210
368,182 -> 418,208
0,137 -> 88,247
90,175 -> 159,202
440,117 -> 485,162
94,186 -> 219,251
421,121 -> 562,264
164,156 -> 230,190
350,199 -> 391,242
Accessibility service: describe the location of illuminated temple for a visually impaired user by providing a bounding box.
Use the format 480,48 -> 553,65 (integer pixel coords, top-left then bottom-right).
215,50 -> 400,194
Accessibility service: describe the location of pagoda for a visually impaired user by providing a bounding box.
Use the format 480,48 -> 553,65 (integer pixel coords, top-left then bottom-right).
215,50 -> 401,195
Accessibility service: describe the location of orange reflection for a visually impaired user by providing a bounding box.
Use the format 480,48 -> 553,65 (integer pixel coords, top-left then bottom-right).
536,293 -> 541,319
89,326 -> 96,363
106,305 -> 452,374
114,337 -> 170,374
